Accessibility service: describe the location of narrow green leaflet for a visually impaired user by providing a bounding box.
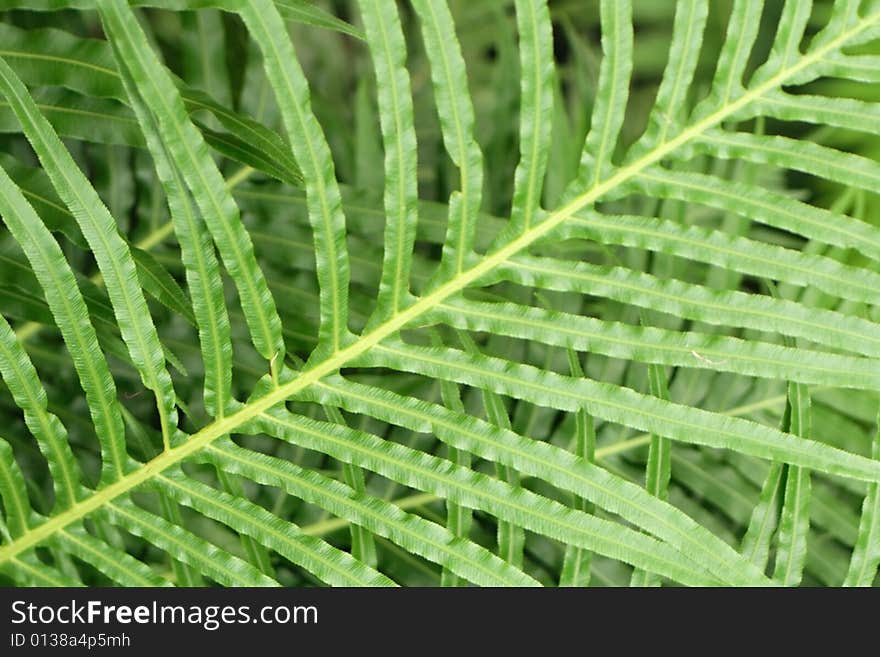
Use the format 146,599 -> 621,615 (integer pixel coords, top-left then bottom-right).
2,553 -> 80,587
742,92 -> 880,137
631,363 -> 671,587
204,438 -> 543,587
98,498 -> 279,587
321,405 -> 377,567
0,57 -> 178,450
306,377 -> 770,586
740,463 -> 784,571
633,0 -> 708,153
633,169 -> 880,263
813,54 -> 880,83
155,492 -> 204,587
508,0 -> 554,234
0,316 -> 79,509
213,469 -> 274,577
107,34 -> 233,418
456,331 -> 525,569
574,0 -> 632,188
689,131 -> 880,196
489,255 -> 880,359
549,210 -> 880,308
155,469 -> 392,587
131,247 -> 196,327
424,298 -> 880,390
357,0 -> 419,320
272,0 -> 364,40
773,383 -> 811,586
0,168 -> 128,485
0,438 -> 31,538
97,1 -> 285,371
764,0 -> 812,72
0,153 -> 84,247
366,342 -> 880,484
0,1 -> 363,40
55,524 -> 169,587
817,0 -> 863,42
411,0 -> 484,278
844,415 -> 880,587
238,0 -> 352,353
559,352 -> 595,587
707,0 -> 763,105
436,372 -> 473,587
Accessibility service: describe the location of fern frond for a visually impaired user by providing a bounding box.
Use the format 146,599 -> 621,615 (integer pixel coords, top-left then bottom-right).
1,0 -> 879,588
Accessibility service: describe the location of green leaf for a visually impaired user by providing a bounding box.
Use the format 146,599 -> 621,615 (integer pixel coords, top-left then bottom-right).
630,363 -> 671,587
0,87 -> 144,147
0,315 -> 79,509
155,468 -> 392,587
745,92 -> 880,136
436,369 -> 473,587
0,437 -> 31,538
0,1 -> 363,40
559,351 -> 595,587
765,0 -> 813,71
0,57 -> 179,450
306,376 -> 769,586
106,31 -> 233,418
131,247 -> 196,327
366,342 -> 880,484
813,54 -> 880,83
456,331 -> 525,569
357,0 -> 420,320
574,0 -> 632,187
2,552 -> 81,586
98,497 -> 278,587
707,0 -> 763,105
489,255 -> 880,358
154,491 -> 204,587
321,404 -> 377,568
55,523 -> 170,586
632,168 -> 880,263
508,0 -> 554,234
633,0 -> 708,153
844,415 -> 880,587
97,1 -> 285,370
549,210 -> 880,308
690,131 -> 880,195
425,298 -> 880,390
238,0 -> 352,354
0,166 -> 128,486
740,462 -> 785,572
204,437 -> 542,587
773,383 -> 811,586
272,1 -> 364,40
411,0 -> 484,278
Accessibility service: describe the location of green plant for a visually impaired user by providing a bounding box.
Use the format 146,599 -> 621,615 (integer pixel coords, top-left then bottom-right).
0,0 -> 878,587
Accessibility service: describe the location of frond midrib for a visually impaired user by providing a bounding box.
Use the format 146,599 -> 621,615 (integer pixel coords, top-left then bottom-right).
2,7 -> 877,565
